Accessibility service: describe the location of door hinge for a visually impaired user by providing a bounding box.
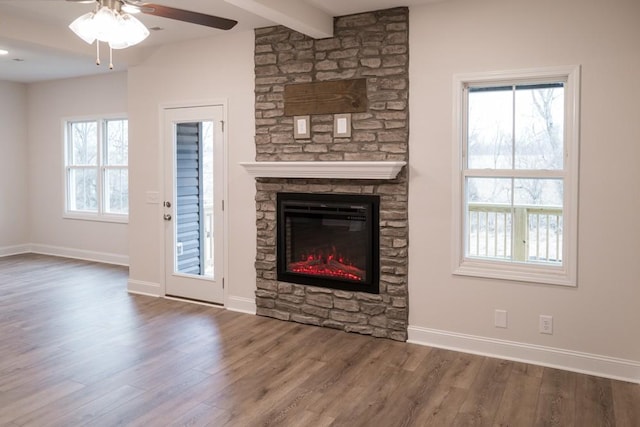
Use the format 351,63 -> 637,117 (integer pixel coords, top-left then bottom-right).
222,278 -> 225,289
221,120 -> 225,132
222,200 -> 225,211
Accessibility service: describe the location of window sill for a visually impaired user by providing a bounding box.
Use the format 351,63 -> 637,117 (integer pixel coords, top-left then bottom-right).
63,212 -> 128,224
453,258 -> 576,287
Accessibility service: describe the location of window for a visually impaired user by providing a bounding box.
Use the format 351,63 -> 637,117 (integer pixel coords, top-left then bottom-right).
453,66 -> 580,286
65,117 -> 128,221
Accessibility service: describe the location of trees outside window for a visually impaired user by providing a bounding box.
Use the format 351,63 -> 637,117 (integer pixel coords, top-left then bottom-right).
65,118 -> 128,221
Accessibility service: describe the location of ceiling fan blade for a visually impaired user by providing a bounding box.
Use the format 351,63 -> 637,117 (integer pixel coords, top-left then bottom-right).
139,3 -> 238,30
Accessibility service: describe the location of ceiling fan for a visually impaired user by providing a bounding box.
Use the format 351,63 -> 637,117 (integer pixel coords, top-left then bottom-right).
65,0 -> 238,68
67,0 -> 238,31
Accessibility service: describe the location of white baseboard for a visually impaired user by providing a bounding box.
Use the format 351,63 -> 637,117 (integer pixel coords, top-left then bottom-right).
127,279 -> 161,297
129,285 -> 256,316
29,244 -> 129,266
226,295 -> 256,315
408,326 -> 640,384
0,244 -> 31,257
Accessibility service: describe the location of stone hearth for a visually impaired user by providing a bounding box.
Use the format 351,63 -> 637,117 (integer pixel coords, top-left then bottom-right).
251,8 -> 409,341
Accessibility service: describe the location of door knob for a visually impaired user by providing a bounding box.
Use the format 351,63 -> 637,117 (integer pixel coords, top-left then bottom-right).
163,214 -> 172,221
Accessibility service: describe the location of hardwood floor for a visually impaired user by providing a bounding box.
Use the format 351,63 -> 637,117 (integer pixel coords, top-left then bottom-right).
0,254 -> 638,426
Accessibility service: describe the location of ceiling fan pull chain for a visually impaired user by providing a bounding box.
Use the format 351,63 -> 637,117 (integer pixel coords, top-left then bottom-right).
109,46 -> 114,70
96,41 -> 100,66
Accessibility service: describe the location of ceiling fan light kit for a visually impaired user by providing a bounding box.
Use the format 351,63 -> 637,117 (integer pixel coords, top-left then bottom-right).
68,12 -> 97,44
67,0 -> 237,69
69,1 -> 150,47
69,0 -> 149,68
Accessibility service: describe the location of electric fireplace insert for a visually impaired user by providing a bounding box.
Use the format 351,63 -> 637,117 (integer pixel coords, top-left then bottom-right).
277,193 -> 380,294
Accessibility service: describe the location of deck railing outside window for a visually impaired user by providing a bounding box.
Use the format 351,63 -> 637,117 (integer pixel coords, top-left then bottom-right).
467,203 -> 563,264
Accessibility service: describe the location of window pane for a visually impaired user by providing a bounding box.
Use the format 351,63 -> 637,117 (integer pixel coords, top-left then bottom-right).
514,179 -> 564,264
68,168 -> 97,212
467,205 -> 513,260
70,122 -> 97,165
467,87 -> 513,169
202,121 -> 214,207
466,177 -> 513,260
105,119 -> 128,166
466,177 -> 512,205
515,85 -> 564,170
526,209 -> 563,264
466,178 -> 564,264
105,168 -> 129,214
201,121 -> 215,276
514,178 -> 563,206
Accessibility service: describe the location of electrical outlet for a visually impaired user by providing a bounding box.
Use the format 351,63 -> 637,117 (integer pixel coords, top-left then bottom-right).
539,315 -> 553,334
494,309 -> 508,328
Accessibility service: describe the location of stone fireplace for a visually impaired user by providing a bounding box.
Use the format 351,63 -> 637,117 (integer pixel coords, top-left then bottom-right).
249,8 -> 409,341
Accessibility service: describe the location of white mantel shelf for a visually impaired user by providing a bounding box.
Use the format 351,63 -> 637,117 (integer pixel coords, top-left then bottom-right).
239,161 -> 406,180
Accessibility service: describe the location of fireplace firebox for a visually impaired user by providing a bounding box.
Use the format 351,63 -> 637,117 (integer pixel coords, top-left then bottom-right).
277,193 -> 380,294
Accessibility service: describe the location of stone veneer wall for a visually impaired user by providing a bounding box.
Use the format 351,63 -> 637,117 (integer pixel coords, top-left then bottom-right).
253,8 -> 409,341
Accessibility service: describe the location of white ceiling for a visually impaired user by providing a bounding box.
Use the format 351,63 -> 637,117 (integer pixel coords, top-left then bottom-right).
0,0 -> 441,83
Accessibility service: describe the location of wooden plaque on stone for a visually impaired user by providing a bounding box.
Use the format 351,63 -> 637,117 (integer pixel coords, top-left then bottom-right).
284,79 -> 368,116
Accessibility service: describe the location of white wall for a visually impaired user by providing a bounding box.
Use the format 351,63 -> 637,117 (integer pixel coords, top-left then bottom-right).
409,0 -> 640,380
127,31 -> 257,312
0,81 -> 29,254
26,72 -> 129,263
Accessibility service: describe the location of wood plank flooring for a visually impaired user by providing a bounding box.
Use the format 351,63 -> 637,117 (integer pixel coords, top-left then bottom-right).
0,254 -> 638,426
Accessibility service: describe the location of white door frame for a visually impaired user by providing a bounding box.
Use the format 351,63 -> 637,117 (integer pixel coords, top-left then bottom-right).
159,99 -> 229,305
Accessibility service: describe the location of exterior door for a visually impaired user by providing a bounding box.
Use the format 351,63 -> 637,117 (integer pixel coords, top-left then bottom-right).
163,105 -> 224,304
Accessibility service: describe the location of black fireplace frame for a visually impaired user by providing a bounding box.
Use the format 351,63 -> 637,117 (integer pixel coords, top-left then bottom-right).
276,192 -> 380,294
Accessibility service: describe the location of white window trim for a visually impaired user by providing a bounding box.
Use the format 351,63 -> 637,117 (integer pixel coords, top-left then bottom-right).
451,65 -> 580,286
63,114 -> 129,224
